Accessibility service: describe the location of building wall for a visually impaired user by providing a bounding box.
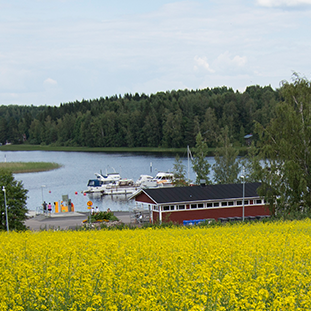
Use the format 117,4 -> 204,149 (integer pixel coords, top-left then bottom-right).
135,192 -> 155,204
152,204 -> 270,224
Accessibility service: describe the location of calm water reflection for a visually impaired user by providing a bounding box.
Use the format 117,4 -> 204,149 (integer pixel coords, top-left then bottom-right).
0,150 -> 215,212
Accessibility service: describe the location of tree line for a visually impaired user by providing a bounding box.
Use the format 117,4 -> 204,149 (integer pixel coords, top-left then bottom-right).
0,85 -> 278,148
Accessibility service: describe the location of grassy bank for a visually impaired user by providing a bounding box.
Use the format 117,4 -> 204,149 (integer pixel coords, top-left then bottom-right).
0,162 -> 62,173
0,144 -> 248,156
0,144 -> 188,154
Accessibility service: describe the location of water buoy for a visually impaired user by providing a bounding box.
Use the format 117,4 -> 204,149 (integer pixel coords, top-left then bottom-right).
75,191 -> 78,195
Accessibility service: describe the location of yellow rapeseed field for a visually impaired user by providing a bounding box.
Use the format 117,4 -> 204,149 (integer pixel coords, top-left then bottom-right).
1,220 -> 311,310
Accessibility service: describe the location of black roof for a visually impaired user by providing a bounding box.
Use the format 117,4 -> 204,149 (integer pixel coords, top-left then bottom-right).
140,182 -> 262,204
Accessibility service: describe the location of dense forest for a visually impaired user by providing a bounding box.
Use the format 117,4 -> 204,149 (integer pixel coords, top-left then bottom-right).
0,85 -> 279,148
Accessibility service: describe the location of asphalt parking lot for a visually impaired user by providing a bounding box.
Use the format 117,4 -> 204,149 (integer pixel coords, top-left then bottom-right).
25,211 -> 132,231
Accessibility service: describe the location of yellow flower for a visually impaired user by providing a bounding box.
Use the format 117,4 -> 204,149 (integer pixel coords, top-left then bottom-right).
1,220 -> 311,309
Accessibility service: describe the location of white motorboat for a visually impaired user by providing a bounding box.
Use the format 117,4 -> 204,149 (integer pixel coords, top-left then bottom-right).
153,172 -> 174,187
84,172 -> 121,194
95,172 -> 121,183
102,179 -> 139,195
135,175 -> 158,188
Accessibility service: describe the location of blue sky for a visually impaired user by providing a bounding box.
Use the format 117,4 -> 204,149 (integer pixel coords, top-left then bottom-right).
1,0 -> 311,106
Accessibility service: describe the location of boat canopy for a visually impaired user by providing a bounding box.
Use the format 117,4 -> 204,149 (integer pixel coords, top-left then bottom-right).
87,179 -> 103,187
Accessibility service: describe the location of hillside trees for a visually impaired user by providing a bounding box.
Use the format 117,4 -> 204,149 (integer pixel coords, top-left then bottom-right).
0,117 -> 7,145
0,85 -> 279,148
162,109 -> 183,148
201,107 -> 219,148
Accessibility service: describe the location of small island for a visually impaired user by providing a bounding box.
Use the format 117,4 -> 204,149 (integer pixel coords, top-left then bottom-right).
0,162 -> 62,173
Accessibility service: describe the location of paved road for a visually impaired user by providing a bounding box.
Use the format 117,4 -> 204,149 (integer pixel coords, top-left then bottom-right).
25,211 -> 132,231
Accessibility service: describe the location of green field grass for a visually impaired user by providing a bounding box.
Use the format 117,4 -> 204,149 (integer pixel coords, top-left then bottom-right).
0,162 -> 62,173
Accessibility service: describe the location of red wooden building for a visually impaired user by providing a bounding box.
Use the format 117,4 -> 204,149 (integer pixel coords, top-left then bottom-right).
130,182 -> 270,224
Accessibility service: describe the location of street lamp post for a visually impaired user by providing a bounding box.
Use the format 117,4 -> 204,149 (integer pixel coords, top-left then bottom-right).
241,168 -> 246,221
2,186 -> 9,232
41,185 -> 46,203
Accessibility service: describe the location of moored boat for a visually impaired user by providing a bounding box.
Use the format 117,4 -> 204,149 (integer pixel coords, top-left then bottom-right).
135,175 -> 158,188
84,172 -> 121,194
102,179 -> 138,195
84,171 -> 175,196
153,172 -> 174,187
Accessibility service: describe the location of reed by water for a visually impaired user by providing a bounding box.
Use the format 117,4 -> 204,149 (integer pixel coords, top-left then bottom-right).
0,162 -> 62,173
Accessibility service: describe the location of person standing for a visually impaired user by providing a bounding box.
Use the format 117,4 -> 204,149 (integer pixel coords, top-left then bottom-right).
43,201 -> 47,215
95,206 -> 99,214
48,203 -> 52,216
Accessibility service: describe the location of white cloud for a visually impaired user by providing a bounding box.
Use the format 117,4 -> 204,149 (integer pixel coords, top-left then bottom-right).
213,51 -> 247,74
43,78 -> 59,93
194,56 -> 215,73
43,78 -> 58,86
257,0 -> 311,7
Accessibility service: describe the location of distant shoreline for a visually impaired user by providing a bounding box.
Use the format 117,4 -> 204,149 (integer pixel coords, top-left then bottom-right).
0,144 -> 248,156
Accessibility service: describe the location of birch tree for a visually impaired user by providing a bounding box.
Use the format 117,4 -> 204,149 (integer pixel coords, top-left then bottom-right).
256,74 -> 311,218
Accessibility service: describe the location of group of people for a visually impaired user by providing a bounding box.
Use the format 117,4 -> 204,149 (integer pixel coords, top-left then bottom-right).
90,206 -> 99,215
42,201 -> 52,216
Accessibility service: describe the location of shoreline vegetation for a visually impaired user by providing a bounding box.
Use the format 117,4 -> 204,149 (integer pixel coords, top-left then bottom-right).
0,161 -> 62,173
0,144 -> 248,156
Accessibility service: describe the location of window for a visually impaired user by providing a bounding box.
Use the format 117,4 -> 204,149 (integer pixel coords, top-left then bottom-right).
206,203 -> 213,208
228,201 -> 234,206
249,200 -> 253,205
178,205 -> 185,210
198,203 -> 204,208
244,200 -> 249,205
191,204 -> 197,209
236,200 -> 242,205
214,202 -> 219,207
221,202 -> 228,206
256,199 -> 262,204
170,205 -> 175,211
163,205 -> 170,211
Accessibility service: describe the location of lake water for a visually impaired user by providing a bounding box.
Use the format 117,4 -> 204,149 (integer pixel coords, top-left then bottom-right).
0,150 -> 215,212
